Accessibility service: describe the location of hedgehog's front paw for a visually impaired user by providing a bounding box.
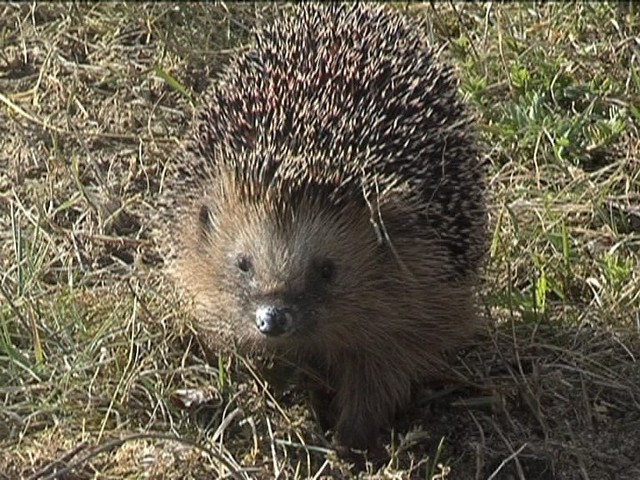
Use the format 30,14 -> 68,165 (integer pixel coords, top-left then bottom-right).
332,416 -> 389,469
308,387 -> 337,435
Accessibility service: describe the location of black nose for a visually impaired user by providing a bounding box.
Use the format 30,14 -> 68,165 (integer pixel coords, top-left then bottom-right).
255,305 -> 292,336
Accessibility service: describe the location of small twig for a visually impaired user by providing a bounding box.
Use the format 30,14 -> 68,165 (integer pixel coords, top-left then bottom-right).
0,91 -> 176,144
266,416 -> 280,478
32,432 -> 249,480
486,442 -> 528,480
0,91 -> 65,134
26,442 -> 89,480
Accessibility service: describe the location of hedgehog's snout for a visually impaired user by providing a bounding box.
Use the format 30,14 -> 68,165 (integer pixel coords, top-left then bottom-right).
255,305 -> 294,337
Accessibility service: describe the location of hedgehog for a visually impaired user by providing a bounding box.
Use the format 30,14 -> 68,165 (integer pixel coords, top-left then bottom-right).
169,3 -> 487,456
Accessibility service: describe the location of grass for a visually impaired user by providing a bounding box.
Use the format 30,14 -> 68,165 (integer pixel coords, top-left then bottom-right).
1,2 -> 639,479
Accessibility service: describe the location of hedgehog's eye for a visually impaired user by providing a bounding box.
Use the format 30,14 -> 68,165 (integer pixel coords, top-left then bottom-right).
236,255 -> 253,274
198,204 -> 212,232
319,259 -> 335,282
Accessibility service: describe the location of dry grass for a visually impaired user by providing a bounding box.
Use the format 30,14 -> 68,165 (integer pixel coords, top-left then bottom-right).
1,2 -> 639,479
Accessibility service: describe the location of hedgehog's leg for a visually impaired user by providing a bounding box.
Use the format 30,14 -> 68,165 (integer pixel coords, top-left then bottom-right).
331,355 -> 409,460
308,385 -> 337,435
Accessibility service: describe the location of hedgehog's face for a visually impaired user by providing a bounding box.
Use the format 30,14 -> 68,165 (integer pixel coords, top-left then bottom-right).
191,194 -> 381,349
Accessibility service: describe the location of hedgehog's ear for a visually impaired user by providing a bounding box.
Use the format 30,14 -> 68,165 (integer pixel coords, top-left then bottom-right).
198,204 -> 213,234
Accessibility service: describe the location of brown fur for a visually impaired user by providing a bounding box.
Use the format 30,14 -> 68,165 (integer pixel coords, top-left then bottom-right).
169,3 -> 487,456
